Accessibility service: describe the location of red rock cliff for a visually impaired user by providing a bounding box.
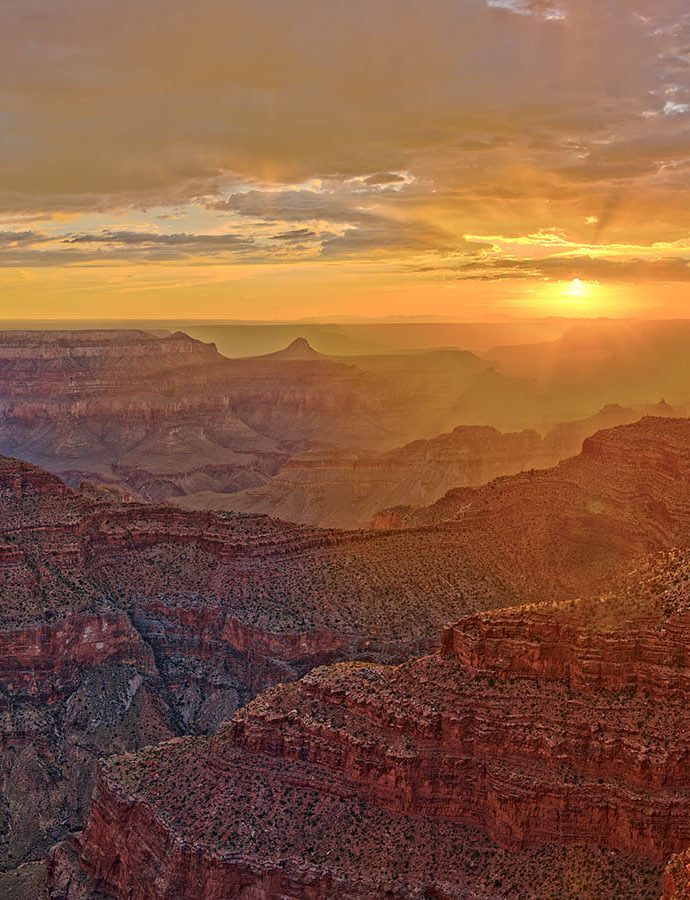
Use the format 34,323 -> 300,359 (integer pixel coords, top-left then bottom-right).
51,551 -> 690,899
0,452 -> 517,870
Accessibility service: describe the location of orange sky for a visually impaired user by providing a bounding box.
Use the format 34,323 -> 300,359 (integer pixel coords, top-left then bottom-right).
2,0 -> 690,321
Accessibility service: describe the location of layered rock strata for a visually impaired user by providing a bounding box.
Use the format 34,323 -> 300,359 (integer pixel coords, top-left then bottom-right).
0,453 -> 516,870
187,404 -> 644,529
0,330 -> 402,501
0,331 -> 490,505
10,415 -> 690,881
51,551 -> 690,899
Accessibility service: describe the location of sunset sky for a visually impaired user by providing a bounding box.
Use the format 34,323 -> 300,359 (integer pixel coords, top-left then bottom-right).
3,0 -> 690,320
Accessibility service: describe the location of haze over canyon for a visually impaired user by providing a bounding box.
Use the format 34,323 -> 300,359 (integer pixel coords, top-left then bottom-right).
6,0 -> 690,896
0,322 -> 685,897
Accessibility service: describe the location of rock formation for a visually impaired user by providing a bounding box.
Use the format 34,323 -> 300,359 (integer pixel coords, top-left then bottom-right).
258,337 -> 326,360
49,549 -> 690,899
0,452 -> 519,873
0,329 -> 285,502
2,329 -> 682,526
7,415 -> 690,888
0,330 -> 411,503
0,330 -> 496,508
187,404 -> 645,529
374,416 -> 690,595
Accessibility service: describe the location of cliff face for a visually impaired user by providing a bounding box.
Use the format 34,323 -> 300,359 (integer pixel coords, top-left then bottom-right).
0,611 -> 154,701
0,452 -> 522,870
0,330 -> 496,509
0,330 -> 407,505
186,405 -> 647,530
373,416 -> 690,597
53,551 -> 690,899
0,605 -> 175,868
0,330 -> 285,502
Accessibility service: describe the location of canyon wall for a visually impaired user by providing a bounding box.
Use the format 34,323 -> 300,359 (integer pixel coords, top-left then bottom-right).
0,330 -> 498,508
0,452 -> 519,873
51,551 -> 690,899
185,403 -> 649,529
8,415 -> 690,886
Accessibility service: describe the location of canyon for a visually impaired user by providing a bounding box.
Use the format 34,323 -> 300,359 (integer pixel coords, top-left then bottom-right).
186,402 -> 651,528
3,328 -> 685,531
0,452 -> 518,876
48,549 -> 690,898
0,330 -> 495,507
5,413 -> 690,893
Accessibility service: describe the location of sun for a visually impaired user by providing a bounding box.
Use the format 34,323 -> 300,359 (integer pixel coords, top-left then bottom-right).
533,277 -> 604,315
557,277 -> 598,307
565,278 -> 588,298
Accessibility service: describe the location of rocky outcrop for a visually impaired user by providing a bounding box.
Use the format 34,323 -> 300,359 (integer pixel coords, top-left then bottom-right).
374,416 -> 690,595
0,611 -> 154,701
0,452 -> 521,873
0,330 -> 499,508
185,405 -> 650,530
12,416 -> 690,884
52,551 -> 690,899
663,848 -> 690,898
259,337 -> 326,360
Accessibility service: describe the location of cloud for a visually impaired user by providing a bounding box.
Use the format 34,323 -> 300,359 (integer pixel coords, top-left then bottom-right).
0,231 -> 46,247
0,228 -> 282,267
664,100 -> 690,116
211,189 -> 363,225
411,249 -> 690,283
63,230 -> 254,248
210,181 -> 456,258
361,173 -> 408,187
271,228 -> 320,241
0,0 -> 673,203
321,219 -> 456,258
460,255 -> 690,282
1,0 -> 690,304
485,0 -> 565,21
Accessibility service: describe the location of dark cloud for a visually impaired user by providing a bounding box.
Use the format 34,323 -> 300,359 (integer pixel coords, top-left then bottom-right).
0,228 -> 262,267
362,173 -> 407,186
0,231 -> 45,246
321,220 -> 456,258
271,228 -> 320,241
63,230 -> 253,247
425,254 -> 690,283
1,0 -> 690,281
211,189 -> 370,225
